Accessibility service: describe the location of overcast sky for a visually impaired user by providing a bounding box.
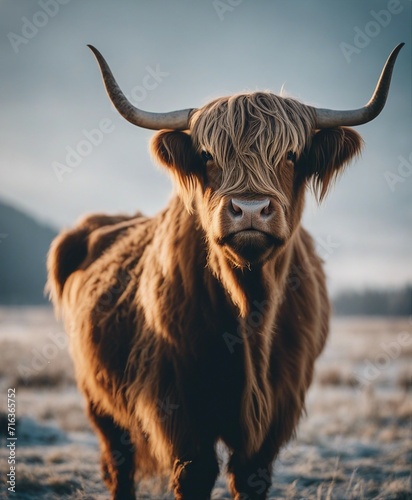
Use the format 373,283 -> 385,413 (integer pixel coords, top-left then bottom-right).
0,0 -> 411,293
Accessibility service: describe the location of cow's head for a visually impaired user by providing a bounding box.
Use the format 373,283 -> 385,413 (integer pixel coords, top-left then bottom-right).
151,95 -> 363,267
88,44 -> 403,268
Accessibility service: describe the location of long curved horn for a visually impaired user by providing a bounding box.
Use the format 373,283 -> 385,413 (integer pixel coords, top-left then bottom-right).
88,45 -> 193,130
312,43 -> 404,128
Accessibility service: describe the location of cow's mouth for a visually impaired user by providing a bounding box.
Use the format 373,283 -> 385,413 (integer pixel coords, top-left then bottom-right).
219,230 -> 285,265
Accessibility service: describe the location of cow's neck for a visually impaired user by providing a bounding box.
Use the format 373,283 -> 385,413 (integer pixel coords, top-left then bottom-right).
206,236 -> 294,453
156,196 -> 294,326
152,198 -> 295,453
207,232 -> 292,318
156,196 -> 293,326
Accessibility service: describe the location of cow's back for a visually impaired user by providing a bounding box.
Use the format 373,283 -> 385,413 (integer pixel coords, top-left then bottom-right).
47,211 -> 155,404
47,212 -> 146,303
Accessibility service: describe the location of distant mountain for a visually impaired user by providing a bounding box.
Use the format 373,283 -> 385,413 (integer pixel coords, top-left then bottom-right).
0,201 -> 57,304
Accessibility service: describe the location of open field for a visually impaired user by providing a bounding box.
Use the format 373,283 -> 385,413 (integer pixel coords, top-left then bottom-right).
0,307 -> 411,499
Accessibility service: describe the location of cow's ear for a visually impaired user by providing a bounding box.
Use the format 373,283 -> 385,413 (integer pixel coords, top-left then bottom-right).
304,127 -> 363,201
151,131 -> 203,210
151,130 -> 199,172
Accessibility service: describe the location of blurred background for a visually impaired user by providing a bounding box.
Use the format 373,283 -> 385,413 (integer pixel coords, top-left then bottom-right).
0,2 -> 411,498
0,0 -> 411,307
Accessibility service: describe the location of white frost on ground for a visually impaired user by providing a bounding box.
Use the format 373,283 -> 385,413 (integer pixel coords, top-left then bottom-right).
0,308 -> 411,499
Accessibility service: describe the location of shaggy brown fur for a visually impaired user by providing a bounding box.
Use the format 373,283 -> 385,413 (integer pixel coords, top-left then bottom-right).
47,92 -> 363,499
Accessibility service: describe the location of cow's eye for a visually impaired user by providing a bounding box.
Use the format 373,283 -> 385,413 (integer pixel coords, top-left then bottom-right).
287,151 -> 296,163
201,150 -> 213,162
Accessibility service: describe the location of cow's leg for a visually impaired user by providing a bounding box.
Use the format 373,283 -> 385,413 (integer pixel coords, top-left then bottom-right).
87,401 -> 136,500
227,445 -> 277,500
171,448 -> 219,500
227,456 -> 274,500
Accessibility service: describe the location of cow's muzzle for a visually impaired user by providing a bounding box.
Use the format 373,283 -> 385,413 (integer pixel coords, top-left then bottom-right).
218,197 -> 286,266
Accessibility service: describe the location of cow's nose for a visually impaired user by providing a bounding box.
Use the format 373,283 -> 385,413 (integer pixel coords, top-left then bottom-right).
229,198 -> 273,224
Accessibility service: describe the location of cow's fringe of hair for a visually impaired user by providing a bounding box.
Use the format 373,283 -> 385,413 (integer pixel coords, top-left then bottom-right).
189,92 -> 316,206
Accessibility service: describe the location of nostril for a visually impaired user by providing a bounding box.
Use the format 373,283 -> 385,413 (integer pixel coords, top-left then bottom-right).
261,200 -> 272,217
230,199 -> 243,217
